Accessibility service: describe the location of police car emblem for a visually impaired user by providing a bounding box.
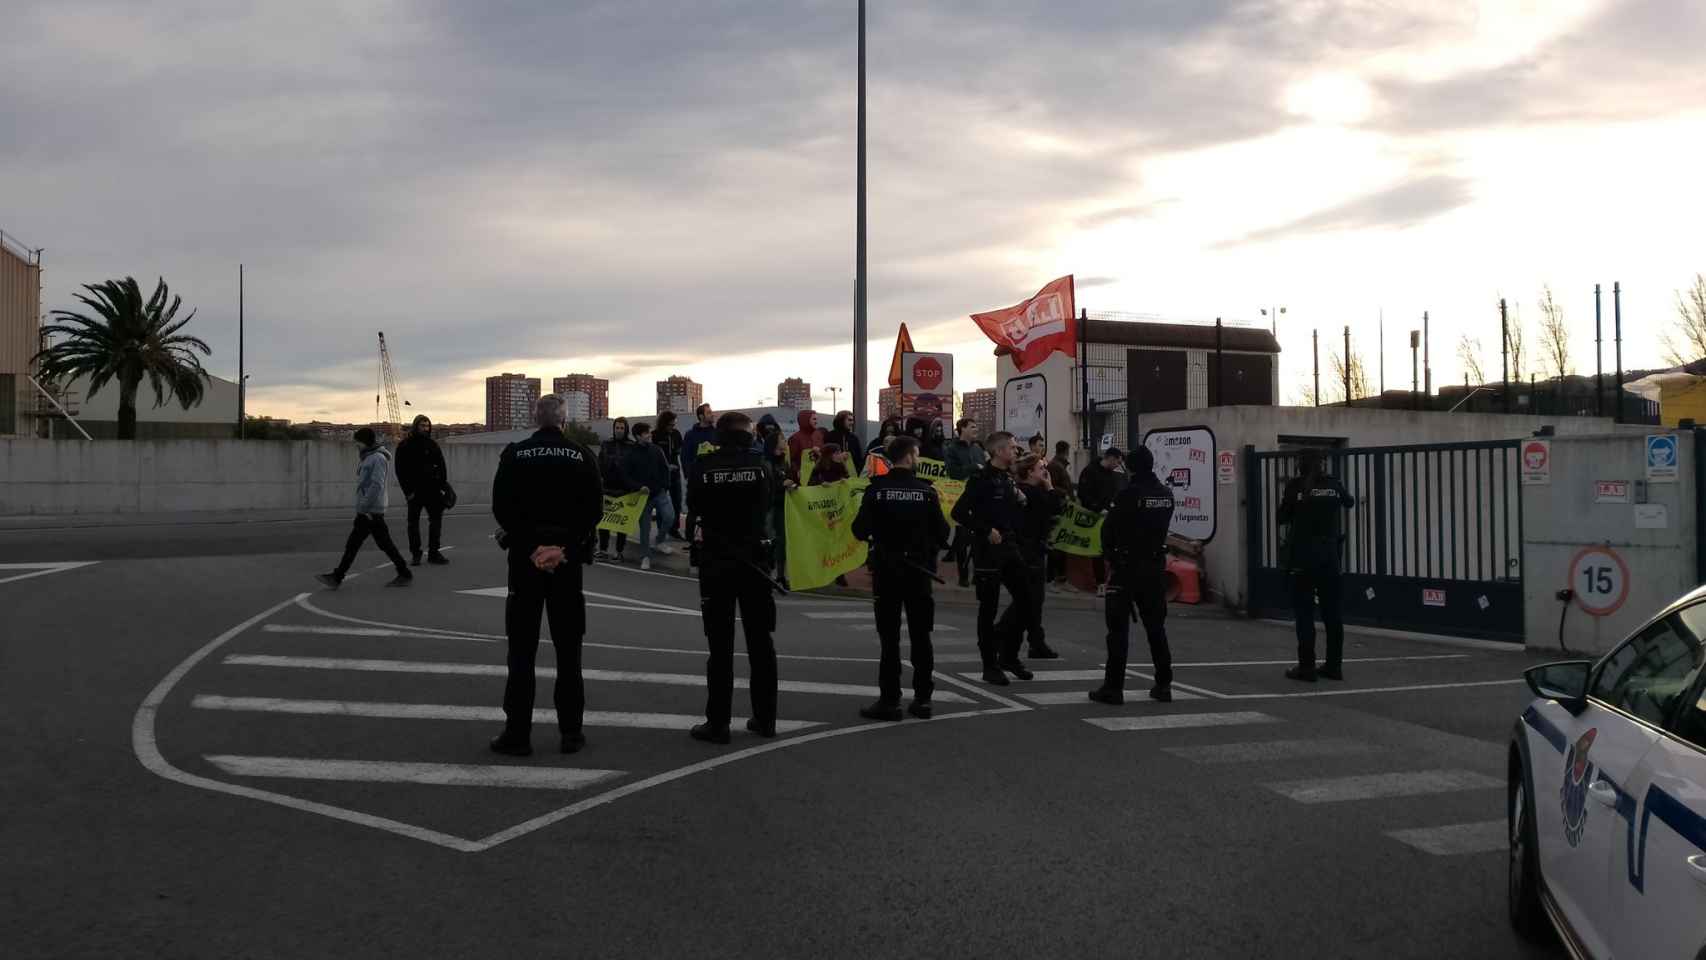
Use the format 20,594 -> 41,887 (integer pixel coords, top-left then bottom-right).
1559,727 -> 1597,848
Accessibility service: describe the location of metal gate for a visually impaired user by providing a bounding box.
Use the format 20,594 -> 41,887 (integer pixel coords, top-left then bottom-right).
1245,440 -> 1526,642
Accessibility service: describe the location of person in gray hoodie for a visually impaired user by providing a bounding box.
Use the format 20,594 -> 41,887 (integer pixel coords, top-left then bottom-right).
316,427 -> 413,589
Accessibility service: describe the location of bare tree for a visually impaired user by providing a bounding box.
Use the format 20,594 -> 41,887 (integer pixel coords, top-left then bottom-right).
1504,300 -> 1526,382
1294,379 -> 1317,406
1536,284 -> 1571,379
1663,273 -> 1706,366
1327,347 -> 1371,402
1457,333 -> 1487,385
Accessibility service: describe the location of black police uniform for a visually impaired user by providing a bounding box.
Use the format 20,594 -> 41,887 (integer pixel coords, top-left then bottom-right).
952,462 -> 1033,681
850,466 -> 951,717
686,432 -> 781,740
1097,471 -> 1175,702
998,479 -> 1066,659
490,426 -> 604,753
1279,469 -> 1357,678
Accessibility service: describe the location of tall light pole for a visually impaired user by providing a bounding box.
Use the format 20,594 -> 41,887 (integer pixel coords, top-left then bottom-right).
1261,305 -> 1285,336
238,263 -> 245,438
851,0 -> 868,439
827,385 -> 842,411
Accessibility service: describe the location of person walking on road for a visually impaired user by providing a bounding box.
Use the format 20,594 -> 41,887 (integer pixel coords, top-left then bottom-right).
1279,449 -> 1356,682
597,417 -> 639,562
316,427 -> 412,590
656,410 -> 686,539
943,418 -> 987,588
627,422 -> 676,571
851,435 -> 951,722
1091,446 -> 1175,705
488,395 -> 604,756
824,411 -> 863,476
395,414 -> 450,566
686,412 -> 782,744
952,431 -> 1034,685
1003,452 -> 1066,660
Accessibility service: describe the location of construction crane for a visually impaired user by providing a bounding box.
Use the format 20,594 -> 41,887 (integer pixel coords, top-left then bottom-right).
376,331 -> 408,424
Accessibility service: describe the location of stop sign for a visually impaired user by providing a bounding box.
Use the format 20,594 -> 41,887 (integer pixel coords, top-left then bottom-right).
911,357 -> 943,391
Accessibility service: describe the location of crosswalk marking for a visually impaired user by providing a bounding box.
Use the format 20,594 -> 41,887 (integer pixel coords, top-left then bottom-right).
1020,689 -> 1204,705
1162,738 -> 1374,764
1084,711 -> 1279,732
204,755 -> 625,790
1385,821 -> 1507,855
0,561 -> 100,586
190,695 -> 821,732
984,669 -> 1105,682
841,623 -> 960,632
1130,655 -> 1470,668
1262,769 -> 1503,804
263,624 -> 498,643
933,653 -> 986,663
803,612 -> 874,620
220,655 -> 974,703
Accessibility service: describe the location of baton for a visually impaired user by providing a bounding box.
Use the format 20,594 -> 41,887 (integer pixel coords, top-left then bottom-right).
899,557 -> 949,586
738,557 -> 791,596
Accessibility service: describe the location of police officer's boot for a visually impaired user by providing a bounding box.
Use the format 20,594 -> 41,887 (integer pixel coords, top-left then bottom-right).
561,732 -> 587,754
690,722 -> 731,745
1149,685 -> 1172,703
907,699 -> 933,720
859,700 -> 903,722
489,733 -> 532,757
980,664 -> 1011,686
1088,687 -> 1125,706
1028,642 -> 1061,660
745,718 -> 777,738
997,658 -> 1033,681
1284,665 -> 1319,683
1316,663 -> 1344,681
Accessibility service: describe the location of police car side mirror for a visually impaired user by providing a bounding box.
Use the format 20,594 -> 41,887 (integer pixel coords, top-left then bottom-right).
1524,660 -> 1593,716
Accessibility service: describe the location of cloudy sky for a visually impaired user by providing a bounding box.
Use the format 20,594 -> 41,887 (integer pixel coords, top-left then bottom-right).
5,0 -> 1704,424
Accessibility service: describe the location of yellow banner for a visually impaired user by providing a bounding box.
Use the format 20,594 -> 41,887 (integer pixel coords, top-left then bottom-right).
597,491 -> 647,538
1047,498 -> 1105,557
916,457 -> 963,528
799,447 -> 819,487
783,477 -> 870,591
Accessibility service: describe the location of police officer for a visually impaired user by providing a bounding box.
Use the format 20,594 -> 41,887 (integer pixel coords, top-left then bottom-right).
1091,446 -> 1176,705
1279,448 -> 1357,682
685,411 -> 781,744
850,435 -> 951,721
952,431 -> 1034,685
489,395 -> 604,756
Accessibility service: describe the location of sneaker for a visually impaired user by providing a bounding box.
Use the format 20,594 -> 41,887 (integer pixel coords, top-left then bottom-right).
998,660 -> 1034,681
594,550 -> 610,562
385,573 -> 413,588
1088,687 -> 1125,706
560,732 -> 587,754
489,734 -> 531,757
859,700 -> 904,722
409,553 -> 423,567
427,552 -> 450,566
745,718 -> 777,738
315,572 -> 343,590
1284,666 -> 1319,683
1149,686 -> 1173,703
640,557 -> 652,571
980,667 -> 1012,686
1028,643 -> 1061,660
614,551 -> 628,564
907,700 -> 933,720
690,723 -> 731,744
653,544 -> 675,556
1317,664 -> 1344,681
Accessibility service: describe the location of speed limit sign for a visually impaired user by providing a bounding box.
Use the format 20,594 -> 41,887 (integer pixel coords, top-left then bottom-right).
1570,545 -> 1630,617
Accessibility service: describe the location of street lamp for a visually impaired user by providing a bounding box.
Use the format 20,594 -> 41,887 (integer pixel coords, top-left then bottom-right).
827,386 -> 842,411
1261,305 -> 1286,336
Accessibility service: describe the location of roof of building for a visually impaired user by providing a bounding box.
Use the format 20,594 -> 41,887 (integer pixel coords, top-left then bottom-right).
1084,318 -> 1280,354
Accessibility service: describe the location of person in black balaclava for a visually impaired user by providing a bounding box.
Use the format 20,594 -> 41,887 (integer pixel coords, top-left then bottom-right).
395,414 -> 450,566
824,411 -> 864,476
1279,449 -> 1356,682
597,417 -> 638,562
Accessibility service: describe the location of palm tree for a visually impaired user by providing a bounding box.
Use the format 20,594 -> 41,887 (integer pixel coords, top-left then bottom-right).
34,277 -> 212,439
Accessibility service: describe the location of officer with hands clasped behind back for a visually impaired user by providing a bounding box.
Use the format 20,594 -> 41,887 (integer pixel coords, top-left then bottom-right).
1091,446 -> 1176,705
1279,448 -> 1357,683
850,434 -> 951,722
686,411 -> 782,745
488,395 -> 605,757
952,431 -> 1035,686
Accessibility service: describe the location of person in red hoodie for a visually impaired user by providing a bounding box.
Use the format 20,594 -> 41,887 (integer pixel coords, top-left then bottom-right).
786,409 -> 827,485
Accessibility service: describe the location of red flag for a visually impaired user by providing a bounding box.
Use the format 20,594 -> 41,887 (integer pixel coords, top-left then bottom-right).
970,275 -> 1076,372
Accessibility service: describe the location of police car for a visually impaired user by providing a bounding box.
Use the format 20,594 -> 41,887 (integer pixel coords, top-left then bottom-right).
1509,586 -> 1706,959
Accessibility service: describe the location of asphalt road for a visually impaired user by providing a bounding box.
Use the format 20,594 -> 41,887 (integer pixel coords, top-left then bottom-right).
2,516 -> 1569,959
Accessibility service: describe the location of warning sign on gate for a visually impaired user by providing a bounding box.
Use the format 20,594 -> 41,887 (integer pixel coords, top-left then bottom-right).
1570,545 -> 1630,617
1217,450 -> 1236,485
1519,439 -> 1551,485
1422,588 -> 1447,608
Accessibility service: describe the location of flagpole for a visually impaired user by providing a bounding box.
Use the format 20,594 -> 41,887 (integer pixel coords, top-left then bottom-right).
851,0 -> 869,439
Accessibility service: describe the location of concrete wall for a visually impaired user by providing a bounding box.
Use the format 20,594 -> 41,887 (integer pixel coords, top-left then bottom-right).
1129,405 -> 1642,609
0,438 -> 506,516
1520,431 -> 1699,654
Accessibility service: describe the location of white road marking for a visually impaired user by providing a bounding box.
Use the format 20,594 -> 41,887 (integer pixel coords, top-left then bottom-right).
1084,711 -> 1280,732
1163,739 -> 1375,764
1262,770 -> 1504,804
934,653 -> 987,663
190,695 -> 821,732
983,669 -> 1105,682
1129,655 -> 1470,668
0,560 -> 99,586
1216,679 -> 1525,700
842,623 -> 959,632
590,560 -> 700,582
204,755 -> 625,791
220,655 -> 974,703
459,586 -> 702,617
1385,820 -> 1507,855
1020,689 -> 1204,705
262,624 -> 498,643
1123,671 -> 1230,700
803,611 -> 875,620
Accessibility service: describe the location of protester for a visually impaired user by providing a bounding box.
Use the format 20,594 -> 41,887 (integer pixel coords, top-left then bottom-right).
867,416 -> 902,457
1001,452 -> 1065,660
1077,446 -> 1129,593
655,410 -> 686,539
923,419 -> 948,461
755,413 -> 795,588
316,427 -> 412,589
1028,434 -> 1046,460
597,417 -> 641,562
824,411 -> 863,475
1047,440 -> 1075,584
808,443 -> 852,485
682,403 -> 718,476
943,418 -> 987,588
628,423 -> 677,571
395,414 -> 450,566
787,409 -> 827,485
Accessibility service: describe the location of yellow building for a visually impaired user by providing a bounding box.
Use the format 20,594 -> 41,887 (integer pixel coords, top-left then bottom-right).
0,231 -> 43,437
